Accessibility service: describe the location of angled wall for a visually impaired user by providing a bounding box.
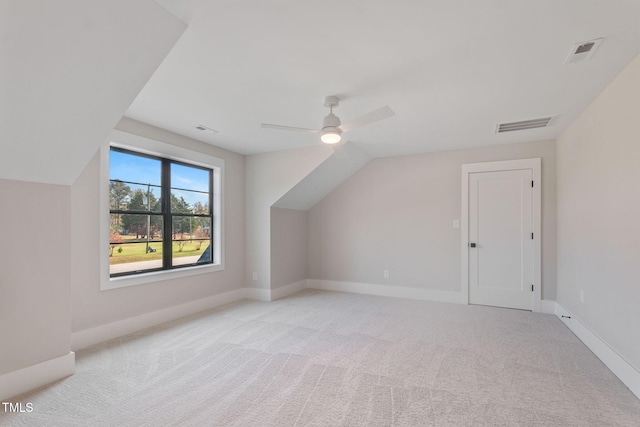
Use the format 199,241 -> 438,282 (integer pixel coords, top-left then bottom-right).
245,145 -> 333,293
273,143 -> 371,210
0,0 -> 186,186
269,142 -> 372,293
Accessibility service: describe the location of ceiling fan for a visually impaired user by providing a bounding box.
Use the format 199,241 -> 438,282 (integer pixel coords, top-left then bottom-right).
261,96 -> 395,144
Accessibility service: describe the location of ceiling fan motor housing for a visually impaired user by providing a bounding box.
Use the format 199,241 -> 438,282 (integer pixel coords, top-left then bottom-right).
322,95 -> 342,132
322,112 -> 341,129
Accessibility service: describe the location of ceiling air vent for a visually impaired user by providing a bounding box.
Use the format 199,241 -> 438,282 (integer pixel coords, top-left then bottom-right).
195,124 -> 218,134
496,117 -> 554,133
565,38 -> 603,64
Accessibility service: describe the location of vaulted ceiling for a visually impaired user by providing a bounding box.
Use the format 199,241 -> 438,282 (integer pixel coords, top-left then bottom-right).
128,0 -> 640,157
3,1 -> 640,187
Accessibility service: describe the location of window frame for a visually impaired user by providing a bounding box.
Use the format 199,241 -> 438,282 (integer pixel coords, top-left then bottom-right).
101,130 -> 224,291
109,146 -> 215,277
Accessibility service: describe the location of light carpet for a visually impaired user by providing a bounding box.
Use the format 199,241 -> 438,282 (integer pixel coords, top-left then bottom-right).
2,289 -> 639,426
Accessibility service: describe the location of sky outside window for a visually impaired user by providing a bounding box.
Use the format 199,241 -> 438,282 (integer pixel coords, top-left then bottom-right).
110,151 -> 210,208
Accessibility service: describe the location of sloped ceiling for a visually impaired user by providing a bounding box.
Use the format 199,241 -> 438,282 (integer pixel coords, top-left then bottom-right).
273,142 -> 371,211
125,0 -> 640,158
5,1 -> 640,187
0,0 -> 186,185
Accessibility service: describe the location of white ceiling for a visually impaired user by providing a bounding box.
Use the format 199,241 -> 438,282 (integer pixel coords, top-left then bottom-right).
127,0 -> 640,157
1,1 -> 186,185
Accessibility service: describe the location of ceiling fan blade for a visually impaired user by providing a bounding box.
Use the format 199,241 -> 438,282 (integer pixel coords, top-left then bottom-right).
340,105 -> 395,132
261,123 -> 319,133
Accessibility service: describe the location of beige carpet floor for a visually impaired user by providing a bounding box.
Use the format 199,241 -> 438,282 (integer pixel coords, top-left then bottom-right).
2,289 -> 640,426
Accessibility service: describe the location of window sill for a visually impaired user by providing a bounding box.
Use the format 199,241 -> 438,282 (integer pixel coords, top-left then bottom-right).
101,263 -> 224,291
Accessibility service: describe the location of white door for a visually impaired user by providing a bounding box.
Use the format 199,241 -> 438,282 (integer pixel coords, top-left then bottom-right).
468,169 -> 534,310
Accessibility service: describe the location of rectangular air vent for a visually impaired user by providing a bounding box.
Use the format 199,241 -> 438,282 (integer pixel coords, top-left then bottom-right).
195,124 -> 218,134
496,117 -> 553,133
575,42 -> 595,54
565,38 -> 603,64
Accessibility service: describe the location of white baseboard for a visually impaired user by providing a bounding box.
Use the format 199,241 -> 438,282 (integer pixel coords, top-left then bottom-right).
244,287 -> 271,302
72,283 -> 304,352
271,280 -> 308,301
555,303 -> 640,400
0,352 -> 75,401
307,279 -> 465,305
71,288 -> 246,351
244,280 -> 308,302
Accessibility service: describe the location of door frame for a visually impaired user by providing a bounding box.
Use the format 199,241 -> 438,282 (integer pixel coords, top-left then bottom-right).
461,158 -> 542,312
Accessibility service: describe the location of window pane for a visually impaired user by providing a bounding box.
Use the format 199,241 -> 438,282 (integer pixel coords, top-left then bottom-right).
171,163 -> 209,192
110,150 -> 161,186
109,180 -> 131,210
110,213 -> 124,241
109,147 -> 217,278
109,214 -> 164,275
172,216 -> 211,266
171,189 -> 209,214
109,150 -> 162,213
171,163 -> 210,214
110,182 -> 161,212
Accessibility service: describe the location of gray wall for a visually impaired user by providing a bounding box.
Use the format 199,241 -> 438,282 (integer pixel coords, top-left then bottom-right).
70,119 -> 246,333
0,179 -> 71,375
270,208 -> 308,289
557,54 -> 640,371
245,145 -> 333,290
308,139 -> 557,299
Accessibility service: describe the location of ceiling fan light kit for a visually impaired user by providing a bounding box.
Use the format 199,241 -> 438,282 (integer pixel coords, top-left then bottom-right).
320,98 -> 342,143
261,95 -> 395,145
320,128 -> 342,144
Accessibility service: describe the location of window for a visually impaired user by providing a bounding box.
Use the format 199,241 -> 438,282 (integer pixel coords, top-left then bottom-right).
109,147 -> 215,277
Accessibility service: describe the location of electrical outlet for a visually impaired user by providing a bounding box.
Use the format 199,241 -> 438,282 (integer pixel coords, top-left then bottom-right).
383,270 -> 390,279
252,272 -> 257,281
453,219 -> 460,229
580,289 -> 584,303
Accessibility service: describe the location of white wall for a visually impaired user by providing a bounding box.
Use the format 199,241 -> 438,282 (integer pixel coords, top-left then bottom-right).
270,208 -> 308,289
245,146 -> 333,290
557,54 -> 640,371
0,180 -> 71,375
70,119 -> 245,334
308,140 -> 557,299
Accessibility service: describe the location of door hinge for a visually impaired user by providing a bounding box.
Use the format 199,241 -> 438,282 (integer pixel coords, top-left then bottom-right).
531,180 -> 534,188
531,233 -> 534,239
531,284 -> 534,292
